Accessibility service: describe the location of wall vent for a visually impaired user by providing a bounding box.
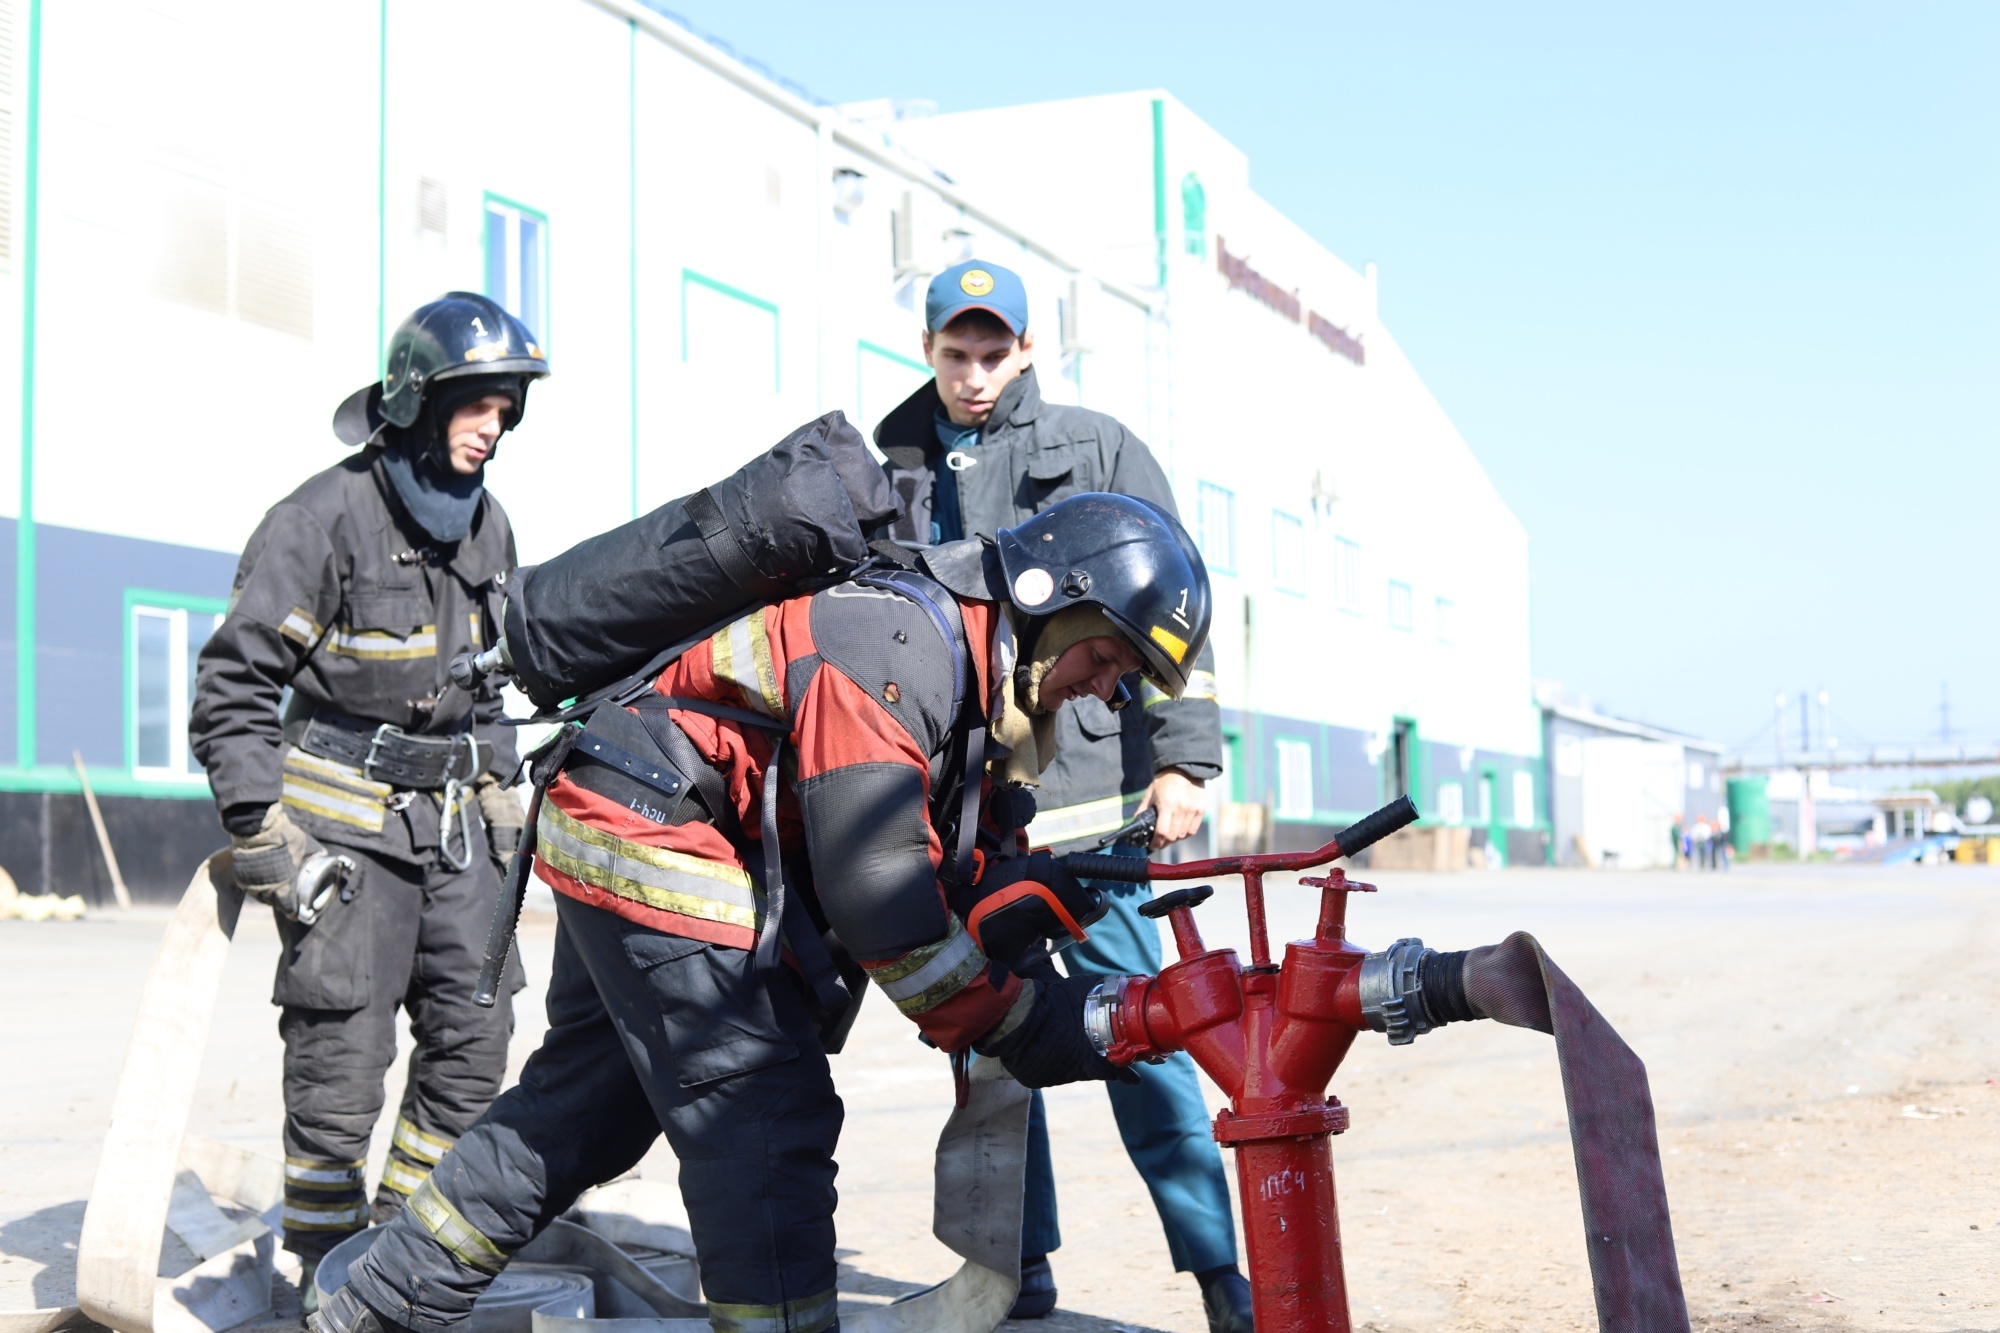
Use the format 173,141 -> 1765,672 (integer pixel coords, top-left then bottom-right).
153,172 -> 314,339
417,176 -> 448,237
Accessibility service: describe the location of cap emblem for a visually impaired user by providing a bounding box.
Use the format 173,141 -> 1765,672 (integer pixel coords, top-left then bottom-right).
1013,568 -> 1055,607
464,342 -> 512,363
1149,624 -> 1190,664
960,268 -> 995,297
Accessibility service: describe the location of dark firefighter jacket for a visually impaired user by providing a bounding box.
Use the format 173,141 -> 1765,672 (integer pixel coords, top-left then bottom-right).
190,450 -> 519,863
875,366 -> 1222,853
533,541 -> 1024,1053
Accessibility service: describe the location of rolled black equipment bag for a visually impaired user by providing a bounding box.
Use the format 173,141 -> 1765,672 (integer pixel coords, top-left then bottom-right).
503,411 -> 902,711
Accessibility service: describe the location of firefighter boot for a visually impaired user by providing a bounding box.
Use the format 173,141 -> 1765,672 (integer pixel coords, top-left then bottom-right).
307,1284 -> 414,1333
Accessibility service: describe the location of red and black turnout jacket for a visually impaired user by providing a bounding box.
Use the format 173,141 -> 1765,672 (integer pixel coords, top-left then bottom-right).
534,541 -> 1023,1051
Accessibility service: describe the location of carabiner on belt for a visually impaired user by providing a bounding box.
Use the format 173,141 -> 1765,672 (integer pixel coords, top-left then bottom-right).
438,734 -> 481,872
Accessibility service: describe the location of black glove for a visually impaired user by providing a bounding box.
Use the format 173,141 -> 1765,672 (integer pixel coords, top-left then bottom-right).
951,850 -> 1106,963
979,972 -> 1139,1088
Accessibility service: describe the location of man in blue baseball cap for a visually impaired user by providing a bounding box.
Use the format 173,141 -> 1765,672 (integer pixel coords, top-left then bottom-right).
875,260 -> 1251,1333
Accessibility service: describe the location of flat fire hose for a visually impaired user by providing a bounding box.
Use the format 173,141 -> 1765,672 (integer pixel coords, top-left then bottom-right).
38,854 -> 284,1333
1461,932 -> 1690,1332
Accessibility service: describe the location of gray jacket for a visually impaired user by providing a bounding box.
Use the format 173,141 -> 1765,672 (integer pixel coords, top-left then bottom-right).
876,367 -> 1221,853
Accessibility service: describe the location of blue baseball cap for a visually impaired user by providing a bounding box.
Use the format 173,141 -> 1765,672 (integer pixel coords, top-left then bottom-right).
926,260 -> 1029,337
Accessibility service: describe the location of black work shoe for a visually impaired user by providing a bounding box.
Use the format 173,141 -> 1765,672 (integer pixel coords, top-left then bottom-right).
1008,1254 -> 1058,1320
1201,1272 -> 1255,1333
308,1284 -> 411,1333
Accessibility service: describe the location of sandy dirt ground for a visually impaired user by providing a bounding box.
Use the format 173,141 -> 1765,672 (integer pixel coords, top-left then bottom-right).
3,862 -> 1997,1332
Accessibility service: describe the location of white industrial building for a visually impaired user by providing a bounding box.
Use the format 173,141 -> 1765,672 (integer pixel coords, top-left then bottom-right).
0,0 -> 1543,896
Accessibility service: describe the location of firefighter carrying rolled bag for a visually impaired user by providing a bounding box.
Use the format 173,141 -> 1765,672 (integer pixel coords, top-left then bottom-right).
189,292 -> 546,1312
313,469 -> 1215,1333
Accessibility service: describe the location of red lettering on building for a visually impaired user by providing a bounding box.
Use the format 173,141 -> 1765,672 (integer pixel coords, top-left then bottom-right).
1216,237 -> 1302,324
1308,311 -> 1365,366
1216,236 -> 1365,366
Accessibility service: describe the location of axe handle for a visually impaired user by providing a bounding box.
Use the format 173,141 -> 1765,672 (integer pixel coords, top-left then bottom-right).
473,784 -> 545,1008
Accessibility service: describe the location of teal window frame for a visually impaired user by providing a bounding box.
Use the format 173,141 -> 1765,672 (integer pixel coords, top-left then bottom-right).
481,191 -> 550,342
1332,537 -> 1360,613
682,268 -> 780,393
857,338 -> 928,426
1196,482 -> 1235,575
1271,510 -> 1305,594
1387,579 -> 1414,632
124,588 -> 228,780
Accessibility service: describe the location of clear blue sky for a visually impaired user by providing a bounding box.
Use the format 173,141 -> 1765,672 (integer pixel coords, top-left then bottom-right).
658,0 -> 1998,753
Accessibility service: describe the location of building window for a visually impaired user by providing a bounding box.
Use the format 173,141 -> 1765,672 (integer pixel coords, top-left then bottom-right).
1435,596 -> 1455,645
1387,580 -> 1413,631
1513,770 -> 1536,828
1196,482 -> 1235,574
1271,511 -> 1305,593
484,194 -> 548,339
1436,781 -> 1464,825
1275,738 -> 1314,821
130,597 -> 225,779
1333,537 -> 1360,612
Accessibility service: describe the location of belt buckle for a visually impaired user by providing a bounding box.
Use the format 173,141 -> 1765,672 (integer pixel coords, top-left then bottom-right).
363,723 -> 399,785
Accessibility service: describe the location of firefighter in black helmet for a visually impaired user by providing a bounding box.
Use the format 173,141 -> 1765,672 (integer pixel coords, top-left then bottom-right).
190,293 -> 548,1309
311,492 -> 1213,1333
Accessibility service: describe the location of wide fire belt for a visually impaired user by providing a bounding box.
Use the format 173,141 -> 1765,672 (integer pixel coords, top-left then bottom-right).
300,714 -> 488,791
1462,932 -> 1690,1331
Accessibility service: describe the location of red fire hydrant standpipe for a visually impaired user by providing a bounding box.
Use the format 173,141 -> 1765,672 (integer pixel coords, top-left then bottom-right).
1081,798 -> 1691,1333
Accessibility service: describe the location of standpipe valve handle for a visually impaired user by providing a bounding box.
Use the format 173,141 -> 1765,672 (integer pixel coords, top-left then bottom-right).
1137,884 -> 1214,919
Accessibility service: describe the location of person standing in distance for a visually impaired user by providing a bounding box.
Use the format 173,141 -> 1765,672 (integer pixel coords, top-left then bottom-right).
189,293 -> 545,1309
876,259 -> 1251,1332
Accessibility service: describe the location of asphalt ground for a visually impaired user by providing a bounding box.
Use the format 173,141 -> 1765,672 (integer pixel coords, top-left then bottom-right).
3,863 -> 1996,1332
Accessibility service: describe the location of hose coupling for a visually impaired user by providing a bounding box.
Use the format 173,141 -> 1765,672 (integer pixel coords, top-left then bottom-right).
1358,940 -> 1479,1045
1083,976 -> 1146,1059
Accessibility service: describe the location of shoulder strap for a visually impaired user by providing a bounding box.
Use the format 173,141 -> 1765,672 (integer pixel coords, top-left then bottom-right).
849,567 -> 985,888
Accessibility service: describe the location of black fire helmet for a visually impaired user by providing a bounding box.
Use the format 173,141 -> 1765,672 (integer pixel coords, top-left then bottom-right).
332,292 -> 549,446
995,493 -> 1213,699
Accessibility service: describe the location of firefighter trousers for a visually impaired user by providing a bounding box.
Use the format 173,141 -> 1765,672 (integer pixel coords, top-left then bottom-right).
1022,849 -> 1240,1274
346,893 -> 844,1333
277,834 -> 520,1259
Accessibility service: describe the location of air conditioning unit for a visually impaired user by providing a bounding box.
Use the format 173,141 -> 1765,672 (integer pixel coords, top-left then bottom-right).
892,191 -> 918,277
1060,278 -> 1090,365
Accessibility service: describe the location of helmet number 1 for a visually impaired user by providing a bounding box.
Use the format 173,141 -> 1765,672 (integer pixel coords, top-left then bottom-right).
1172,588 -> 1191,630
470,316 -> 489,339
